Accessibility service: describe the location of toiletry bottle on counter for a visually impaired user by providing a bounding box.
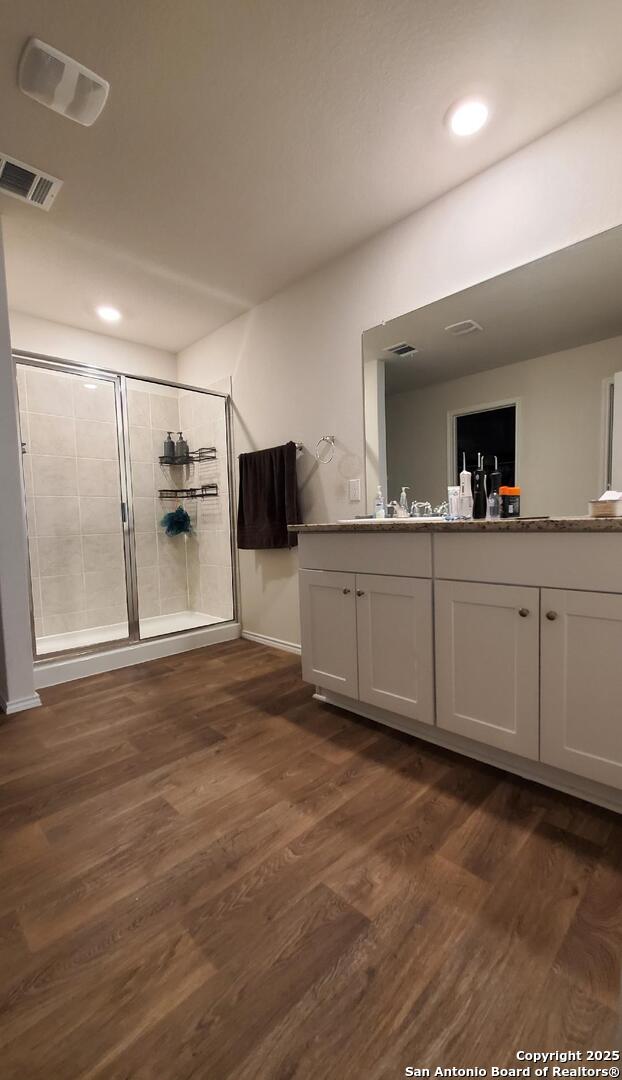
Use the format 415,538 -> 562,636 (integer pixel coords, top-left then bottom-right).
399,487 -> 410,516
459,454 -> 473,519
487,490 -> 501,519
447,485 -> 460,520
487,456 -> 501,519
374,485 -> 386,519
500,485 -> 521,518
472,452 -> 487,520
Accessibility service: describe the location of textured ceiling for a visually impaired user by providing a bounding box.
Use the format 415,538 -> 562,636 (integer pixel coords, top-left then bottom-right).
2,0 -> 622,350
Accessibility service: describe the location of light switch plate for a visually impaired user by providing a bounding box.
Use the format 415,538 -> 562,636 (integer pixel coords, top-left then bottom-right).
348,478 -> 361,502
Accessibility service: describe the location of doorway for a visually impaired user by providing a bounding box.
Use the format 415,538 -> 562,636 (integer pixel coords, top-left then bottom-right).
450,401 -> 517,488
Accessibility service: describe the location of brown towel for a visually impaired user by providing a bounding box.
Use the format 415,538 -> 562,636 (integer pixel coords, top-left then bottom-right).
237,441 -> 300,549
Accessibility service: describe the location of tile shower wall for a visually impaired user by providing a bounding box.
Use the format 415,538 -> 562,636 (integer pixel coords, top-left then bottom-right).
128,381 -> 233,621
16,364 -> 128,641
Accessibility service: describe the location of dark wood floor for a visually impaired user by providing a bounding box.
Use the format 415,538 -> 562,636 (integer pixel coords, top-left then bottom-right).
0,640 -> 620,1078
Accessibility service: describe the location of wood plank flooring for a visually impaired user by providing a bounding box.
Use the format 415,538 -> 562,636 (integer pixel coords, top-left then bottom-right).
0,639 -> 620,1078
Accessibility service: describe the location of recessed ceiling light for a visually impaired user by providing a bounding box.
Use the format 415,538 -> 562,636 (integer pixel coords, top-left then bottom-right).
96,304 -> 121,323
447,98 -> 489,137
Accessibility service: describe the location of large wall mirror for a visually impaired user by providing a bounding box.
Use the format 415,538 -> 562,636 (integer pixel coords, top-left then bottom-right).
363,225 -> 622,518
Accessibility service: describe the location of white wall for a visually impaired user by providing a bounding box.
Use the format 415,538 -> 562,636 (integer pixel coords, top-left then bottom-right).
9,311 -> 177,381
387,335 -> 622,518
177,89 -> 622,647
0,226 -> 40,711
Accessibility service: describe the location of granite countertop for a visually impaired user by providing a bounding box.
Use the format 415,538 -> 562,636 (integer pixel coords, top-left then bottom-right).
288,516 -> 622,534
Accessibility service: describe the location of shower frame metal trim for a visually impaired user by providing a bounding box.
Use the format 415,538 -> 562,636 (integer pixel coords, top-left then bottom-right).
13,350 -> 238,664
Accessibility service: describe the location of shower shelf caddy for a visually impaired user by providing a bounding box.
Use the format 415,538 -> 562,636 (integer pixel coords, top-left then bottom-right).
158,483 -> 219,500
158,446 -> 217,466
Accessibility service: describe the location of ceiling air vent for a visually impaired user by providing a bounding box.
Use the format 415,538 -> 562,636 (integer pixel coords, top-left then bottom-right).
384,341 -> 418,357
0,153 -> 62,210
444,319 -> 483,336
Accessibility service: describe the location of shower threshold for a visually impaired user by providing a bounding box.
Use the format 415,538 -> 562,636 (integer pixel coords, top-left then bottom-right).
36,610 -> 226,656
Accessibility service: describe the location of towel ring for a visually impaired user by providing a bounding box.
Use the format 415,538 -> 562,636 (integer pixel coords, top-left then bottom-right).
315,435 -> 335,463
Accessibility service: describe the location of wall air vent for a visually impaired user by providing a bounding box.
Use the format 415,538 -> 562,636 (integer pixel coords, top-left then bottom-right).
384,341 -> 418,357
444,319 -> 483,336
0,153 -> 62,210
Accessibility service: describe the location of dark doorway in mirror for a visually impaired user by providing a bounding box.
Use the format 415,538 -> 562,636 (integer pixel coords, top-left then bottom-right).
454,403 -> 516,488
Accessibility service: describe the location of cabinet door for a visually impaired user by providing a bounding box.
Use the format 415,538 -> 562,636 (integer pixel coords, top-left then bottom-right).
356,574 -> 434,724
299,569 -> 358,698
435,580 -> 539,759
541,589 -> 622,790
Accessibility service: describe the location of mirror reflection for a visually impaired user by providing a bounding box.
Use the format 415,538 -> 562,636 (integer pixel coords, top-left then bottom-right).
363,225 -> 622,519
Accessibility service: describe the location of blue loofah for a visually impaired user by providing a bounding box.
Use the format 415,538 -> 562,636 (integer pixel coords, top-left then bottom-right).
160,505 -> 192,536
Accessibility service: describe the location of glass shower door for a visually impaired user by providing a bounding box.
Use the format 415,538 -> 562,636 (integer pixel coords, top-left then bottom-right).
126,377 -> 234,639
15,360 -> 131,657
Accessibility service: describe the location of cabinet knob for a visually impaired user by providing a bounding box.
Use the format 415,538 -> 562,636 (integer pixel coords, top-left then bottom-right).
356,589 -> 365,597
546,610 -> 558,621
342,587 -> 351,595
518,608 -> 529,618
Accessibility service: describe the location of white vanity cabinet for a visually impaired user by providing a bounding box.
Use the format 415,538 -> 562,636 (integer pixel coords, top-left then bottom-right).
434,580 -> 540,760
299,569 -> 434,723
540,588 -> 622,789
296,526 -> 622,811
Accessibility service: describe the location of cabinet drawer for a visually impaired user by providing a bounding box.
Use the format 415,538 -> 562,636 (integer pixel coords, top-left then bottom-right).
298,532 -> 432,577
434,532 -> 622,592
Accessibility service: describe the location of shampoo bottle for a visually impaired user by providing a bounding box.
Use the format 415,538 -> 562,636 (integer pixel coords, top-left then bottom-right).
175,431 -> 189,462
163,432 -> 175,461
459,453 -> 473,520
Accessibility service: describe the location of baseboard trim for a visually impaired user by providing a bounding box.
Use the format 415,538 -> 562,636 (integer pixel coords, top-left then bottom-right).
241,630 -> 301,655
34,622 -> 241,689
314,689 -> 622,815
0,691 -> 42,715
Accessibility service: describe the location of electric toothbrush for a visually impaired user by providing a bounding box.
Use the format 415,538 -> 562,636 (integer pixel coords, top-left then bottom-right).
459,453 -> 473,520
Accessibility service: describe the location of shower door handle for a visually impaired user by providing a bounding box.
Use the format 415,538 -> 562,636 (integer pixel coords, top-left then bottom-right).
121,501 -> 128,525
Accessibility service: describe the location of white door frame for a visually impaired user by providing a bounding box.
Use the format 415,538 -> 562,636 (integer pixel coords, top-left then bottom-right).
610,372 -> 622,490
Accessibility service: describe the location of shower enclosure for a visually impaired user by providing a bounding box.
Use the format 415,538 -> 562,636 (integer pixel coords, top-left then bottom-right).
14,354 -> 236,660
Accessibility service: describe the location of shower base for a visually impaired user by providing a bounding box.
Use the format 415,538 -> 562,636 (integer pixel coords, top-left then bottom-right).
36,610 -> 225,656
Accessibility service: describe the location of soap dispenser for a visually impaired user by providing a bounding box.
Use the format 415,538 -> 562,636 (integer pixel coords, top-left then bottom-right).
374,485 -> 386,519
459,454 -> 473,520
163,431 -> 175,461
175,431 -> 189,463
473,452 -> 488,520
